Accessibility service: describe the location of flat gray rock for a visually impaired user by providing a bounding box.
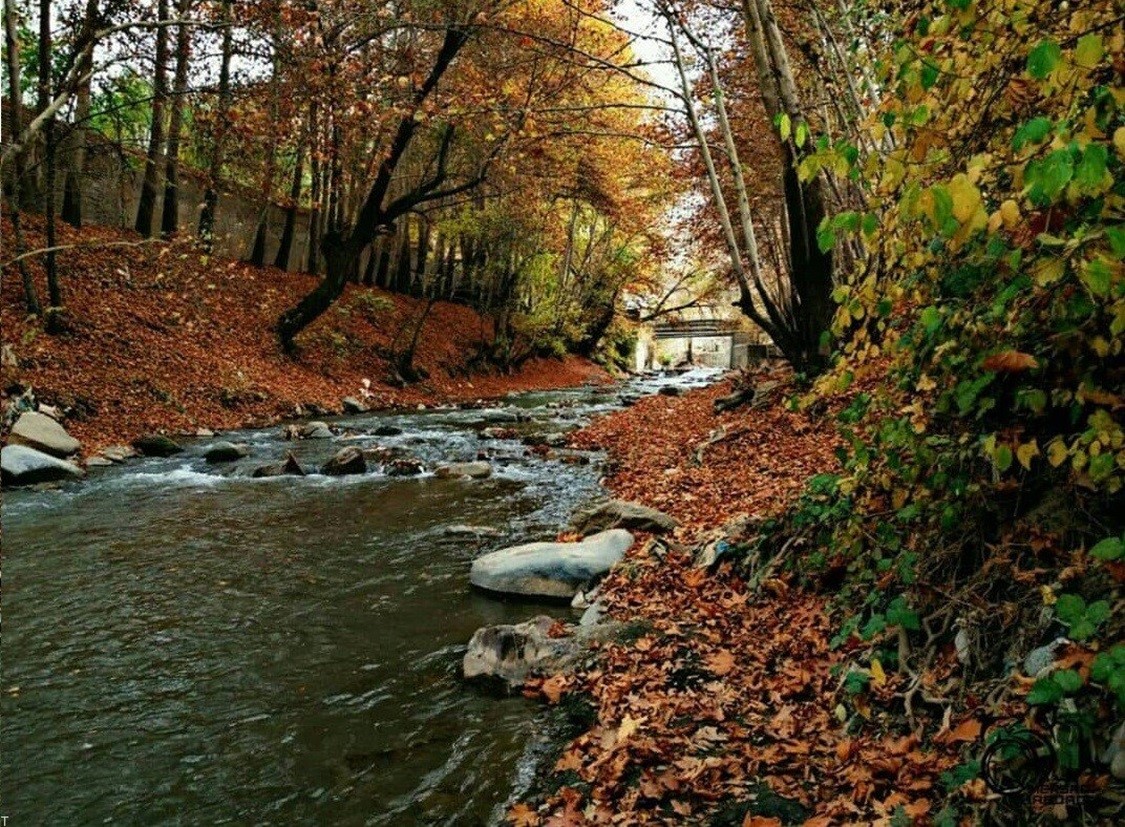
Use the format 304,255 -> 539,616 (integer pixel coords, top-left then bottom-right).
435,461 -> 492,479
9,411 -> 80,457
470,529 -> 634,598
2,444 -> 84,486
569,499 -> 677,537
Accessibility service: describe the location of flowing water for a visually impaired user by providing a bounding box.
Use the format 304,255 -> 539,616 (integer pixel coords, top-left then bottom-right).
0,369 -> 719,826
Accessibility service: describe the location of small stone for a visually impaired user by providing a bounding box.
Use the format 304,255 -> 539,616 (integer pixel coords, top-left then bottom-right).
204,441 -> 250,463
320,446 -> 367,476
132,434 -> 184,457
251,452 -> 306,477
342,396 -> 367,414
372,424 -> 403,436
434,461 -> 492,479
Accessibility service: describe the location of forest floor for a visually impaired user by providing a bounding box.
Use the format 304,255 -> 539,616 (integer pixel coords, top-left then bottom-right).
513,377 -> 1011,826
0,214 -> 609,454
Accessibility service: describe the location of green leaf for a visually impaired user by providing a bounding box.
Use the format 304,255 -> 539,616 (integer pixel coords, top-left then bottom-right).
1074,144 -> 1108,192
1070,620 -> 1095,641
887,596 -> 921,630
861,614 -> 887,640
1027,40 -> 1061,79
921,61 -> 939,90
1054,669 -> 1083,693
1055,593 -> 1086,624
1106,225 -> 1125,260
994,444 -> 1013,473
1025,149 -> 1074,205
1082,258 -> 1113,296
1013,116 -> 1052,150
1027,676 -> 1064,705
817,224 -> 836,253
920,305 -> 942,333
1090,536 -> 1124,562
1086,600 -> 1111,625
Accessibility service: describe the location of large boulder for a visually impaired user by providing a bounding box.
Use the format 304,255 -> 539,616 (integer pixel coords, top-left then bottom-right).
8,411 -> 81,457
569,499 -> 677,537
2,444 -> 84,486
132,434 -> 184,457
320,446 -> 367,476
251,452 -> 306,478
435,460 -> 492,479
204,441 -> 250,463
470,529 -> 634,598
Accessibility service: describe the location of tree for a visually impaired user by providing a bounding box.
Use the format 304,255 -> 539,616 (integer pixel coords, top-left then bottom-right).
135,0 -> 170,237
4,0 -> 41,314
38,0 -> 63,329
197,0 -> 232,250
276,20 -> 480,352
160,0 -> 193,236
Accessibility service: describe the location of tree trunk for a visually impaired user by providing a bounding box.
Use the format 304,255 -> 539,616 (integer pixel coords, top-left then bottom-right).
60,0 -> 98,228
135,0 -> 169,237
4,0 -> 40,314
160,0 -> 192,236
39,0 -> 62,329
198,0 -> 232,250
306,101 -> 322,273
274,142 -> 304,270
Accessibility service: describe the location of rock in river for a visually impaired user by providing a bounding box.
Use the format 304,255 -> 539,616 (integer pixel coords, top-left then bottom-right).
132,434 -> 184,457
8,411 -> 81,457
251,452 -> 306,477
463,616 -> 580,687
341,396 -> 367,414
2,444 -> 84,486
469,529 -> 634,598
321,446 -> 367,476
204,441 -> 250,463
569,499 -> 677,537
434,461 -> 492,479
463,615 -> 622,688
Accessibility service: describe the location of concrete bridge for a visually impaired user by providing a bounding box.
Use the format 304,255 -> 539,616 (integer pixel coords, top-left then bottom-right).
636,319 -> 779,371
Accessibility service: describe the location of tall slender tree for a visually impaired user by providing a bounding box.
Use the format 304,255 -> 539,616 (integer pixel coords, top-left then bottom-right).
198,0 -> 233,250
160,0 -> 193,236
135,0 -> 170,237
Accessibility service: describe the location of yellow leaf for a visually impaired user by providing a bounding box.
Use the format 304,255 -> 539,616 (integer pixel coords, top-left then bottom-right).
948,173 -> 982,223
1115,126 -> 1125,159
617,714 -> 643,742
1017,440 -> 1040,470
1041,585 -> 1057,605
870,658 -> 887,687
999,199 -> 1020,229
1047,439 -> 1069,467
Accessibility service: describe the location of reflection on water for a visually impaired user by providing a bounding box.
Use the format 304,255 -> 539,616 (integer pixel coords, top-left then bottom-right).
0,369 -> 719,825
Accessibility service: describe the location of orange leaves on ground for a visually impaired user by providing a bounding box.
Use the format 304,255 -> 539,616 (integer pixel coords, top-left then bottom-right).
508,802 -> 541,826
568,373 -> 841,536
705,649 -> 735,676
981,350 -> 1039,372
938,716 -> 982,744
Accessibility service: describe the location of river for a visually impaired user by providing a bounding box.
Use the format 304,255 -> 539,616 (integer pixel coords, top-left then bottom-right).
0,369 -> 718,825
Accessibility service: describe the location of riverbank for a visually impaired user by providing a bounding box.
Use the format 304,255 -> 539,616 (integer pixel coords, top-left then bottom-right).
512,375 -> 982,825
1,215 -> 609,454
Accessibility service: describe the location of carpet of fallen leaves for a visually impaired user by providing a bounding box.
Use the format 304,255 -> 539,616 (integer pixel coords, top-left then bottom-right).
514,378 -> 989,826
568,376 -> 840,535
1,215 -> 608,453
